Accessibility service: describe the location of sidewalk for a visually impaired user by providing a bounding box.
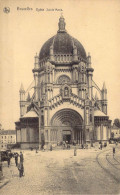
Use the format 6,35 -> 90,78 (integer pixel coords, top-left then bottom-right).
0,176 -> 9,189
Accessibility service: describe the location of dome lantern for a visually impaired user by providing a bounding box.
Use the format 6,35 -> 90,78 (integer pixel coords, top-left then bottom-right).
58,14 -> 66,33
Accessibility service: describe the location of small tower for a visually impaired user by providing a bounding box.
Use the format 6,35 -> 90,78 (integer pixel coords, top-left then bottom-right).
78,61 -> 87,99
33,53 -> 39,102
73,44 -> 78,62
95,92 -> 98,101
87,53 -> 94,100
101,82 -> 107,114
19,83 -> 25,117
50,45 -> 54,62
58,14 -> 66,32
26,92 -> 31,102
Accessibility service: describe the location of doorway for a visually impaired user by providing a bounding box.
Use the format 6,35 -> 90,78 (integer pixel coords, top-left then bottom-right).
63,134 -> 71,144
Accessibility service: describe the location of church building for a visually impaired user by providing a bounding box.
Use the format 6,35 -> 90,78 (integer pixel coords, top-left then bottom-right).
15,16 -> 111,149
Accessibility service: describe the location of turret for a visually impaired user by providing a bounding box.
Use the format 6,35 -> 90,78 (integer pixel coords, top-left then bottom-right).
102,82 -> 107,100
101,82 -> 107,114
34,53 -> 39,70
19,83 -> 25,101
33,53 -> 39,101
87,52 -> 91,68
58,14 -> 66,32
50,45 -> 54,62
78,62 -> 87,99
87,53 -> 94,100
95,92 -> 98,101
73,45 -> 78,62
19,83 -> 25,117
26,92 -> 31,102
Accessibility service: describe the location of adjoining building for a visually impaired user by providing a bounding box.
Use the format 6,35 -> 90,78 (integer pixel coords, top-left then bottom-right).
111,123 -> 120,140
15,16 -> 111,149
0,130 -> 16,149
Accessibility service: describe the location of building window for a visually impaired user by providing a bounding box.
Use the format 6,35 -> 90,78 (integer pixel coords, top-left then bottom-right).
58,75 -> 70,84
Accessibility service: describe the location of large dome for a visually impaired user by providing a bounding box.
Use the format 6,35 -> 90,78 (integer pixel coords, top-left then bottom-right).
39,16 -> 86,61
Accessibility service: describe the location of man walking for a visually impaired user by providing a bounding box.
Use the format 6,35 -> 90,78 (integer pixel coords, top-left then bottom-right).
15,153 -> 19,167
7,154 -> 10,167
18,163 -> 24,178
20,151 -> 24,164
18,151 -> 24,177
113,147 -> 115,157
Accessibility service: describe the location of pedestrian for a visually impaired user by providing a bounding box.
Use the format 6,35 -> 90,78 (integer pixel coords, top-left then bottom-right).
74,147 -> 77,156
100,143 -> 102,150
63,141 -> 65,149
7,155 -> 10,167
113,147 -> 115,157
66,140 -> 68,149
20,151 -> 24,164
18,162 -> 24,178
99,143 -> 101,149
15,153 -> 19,166
36,146 -> 38,153
50,143 -> 52,151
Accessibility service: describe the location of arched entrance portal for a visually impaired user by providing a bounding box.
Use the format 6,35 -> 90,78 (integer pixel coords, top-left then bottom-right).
50,109 -> 83,144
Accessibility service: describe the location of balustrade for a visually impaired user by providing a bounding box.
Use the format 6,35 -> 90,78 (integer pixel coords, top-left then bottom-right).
48,93 -> 84,109
54,54 -> 72,63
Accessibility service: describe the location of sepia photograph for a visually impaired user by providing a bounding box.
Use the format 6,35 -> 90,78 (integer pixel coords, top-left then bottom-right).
0,0 -> 120,194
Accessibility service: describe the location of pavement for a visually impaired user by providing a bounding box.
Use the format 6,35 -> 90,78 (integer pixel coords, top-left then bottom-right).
0,144 -> 120,194
0,177 -> 9,189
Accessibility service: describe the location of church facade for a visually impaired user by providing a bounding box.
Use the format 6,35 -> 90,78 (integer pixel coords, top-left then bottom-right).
15,16 -> 111,149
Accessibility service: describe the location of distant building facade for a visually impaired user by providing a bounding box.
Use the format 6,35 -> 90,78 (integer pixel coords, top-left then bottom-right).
15,16 -> 111,149
0,130 -> 16,149
111,124 -> 120,139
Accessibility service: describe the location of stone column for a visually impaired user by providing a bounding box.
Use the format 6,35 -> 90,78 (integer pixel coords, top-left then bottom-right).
103,126 -> 107,140
97,126 -> 101,140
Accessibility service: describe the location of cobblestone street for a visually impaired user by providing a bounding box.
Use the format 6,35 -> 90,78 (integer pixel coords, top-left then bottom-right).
1,145 -> 120,194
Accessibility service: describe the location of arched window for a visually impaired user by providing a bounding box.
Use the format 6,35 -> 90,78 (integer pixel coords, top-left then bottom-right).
64,87 -> 69,96
58,75 -> 70,84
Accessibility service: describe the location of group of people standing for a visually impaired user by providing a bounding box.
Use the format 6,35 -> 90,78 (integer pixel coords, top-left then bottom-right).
7,151 -> 24,178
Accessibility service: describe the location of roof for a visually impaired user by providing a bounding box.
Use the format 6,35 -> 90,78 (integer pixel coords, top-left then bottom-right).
94,110 -> 107,117
39,32 -> 86,61
0,130 -> 16,135
22,110 -> 38,118
39,17 -> 86,61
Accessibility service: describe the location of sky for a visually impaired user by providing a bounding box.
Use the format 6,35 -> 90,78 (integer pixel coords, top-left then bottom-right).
0,0 -> 120,130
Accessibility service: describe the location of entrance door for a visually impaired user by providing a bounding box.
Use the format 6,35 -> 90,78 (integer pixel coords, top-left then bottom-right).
63,130 -> 71,144
63,134 -> 71,144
